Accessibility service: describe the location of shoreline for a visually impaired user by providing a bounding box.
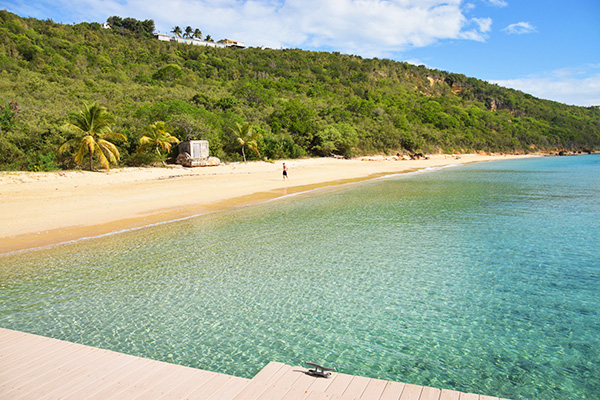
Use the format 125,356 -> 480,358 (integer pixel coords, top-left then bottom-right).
0,153 -> 538,255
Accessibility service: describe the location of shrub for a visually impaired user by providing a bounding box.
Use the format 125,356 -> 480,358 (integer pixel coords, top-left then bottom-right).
152,64 -> 183,81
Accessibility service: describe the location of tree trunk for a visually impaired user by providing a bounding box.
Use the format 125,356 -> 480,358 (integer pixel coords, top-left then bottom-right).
157,147 -> 166,167
241,145 -> 246,162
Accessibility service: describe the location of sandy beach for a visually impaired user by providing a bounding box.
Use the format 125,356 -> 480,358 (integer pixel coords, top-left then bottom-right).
0,154 -> 535,254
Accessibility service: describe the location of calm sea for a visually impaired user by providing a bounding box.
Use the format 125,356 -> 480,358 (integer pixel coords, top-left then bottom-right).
1,155 -> 599,399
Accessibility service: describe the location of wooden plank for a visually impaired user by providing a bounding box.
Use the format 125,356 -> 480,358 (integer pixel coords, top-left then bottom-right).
232,381 -> 270,400
0,334 -> 25,361
0,336 -> 79,378
111,361 -> 205,400
2,386 -> 28,400
459,393 -> 480,400
479,396 -> 499,400
1,341 -> 92,393
439,389 -> 461,400
0,330 -> 59,356
0,328 -> 21,342
305,391 -> 334,400
379,380 -> 407,400
159,369 -> 222,400
84,357 -> 161,399
324,373 -> 355,396
186,373 -> 237,399
253,364 -> 304,400
251,361 -> 289,385
10,347 -> 129,399
342,375 -> 371,399
419,386 -> 441,400
0,330 -> 31,351
133,366 -> 214,399
41,352 -> 140,399
207,376 -> 251,400
399,383 -> 423,400
275,369 -> 319,400
305,372 -> 335,393
360,378 -> 388,400
0,329 -> 37,346
0,340 -> 76,381
97,365 -> 172,399
232,363 -> 292,400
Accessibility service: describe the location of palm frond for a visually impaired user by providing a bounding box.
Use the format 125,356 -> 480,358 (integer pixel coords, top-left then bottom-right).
59,102 -> 123,170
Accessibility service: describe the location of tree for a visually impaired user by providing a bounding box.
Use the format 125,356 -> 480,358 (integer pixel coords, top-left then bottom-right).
193,28 -> 202,39
235,122 -> 261,162
106,16 -> 123,29
184,26 -> 193,38
0,101 -> 19,134
205,34 -> 214,42
268,100 -> 317,149
171,26 -> 182,37
141,19 -> 155,37
138,121 -> 180,167
152,64 -> 183,81
59,103 -> 126,171
107,16 -> 154,38
313,123 -> 358,157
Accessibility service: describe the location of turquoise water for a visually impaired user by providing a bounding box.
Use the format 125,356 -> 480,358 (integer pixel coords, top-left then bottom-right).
1,155 -> 599,399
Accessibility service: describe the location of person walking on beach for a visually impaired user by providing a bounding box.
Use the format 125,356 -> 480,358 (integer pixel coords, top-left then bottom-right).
282,162 -> 288,180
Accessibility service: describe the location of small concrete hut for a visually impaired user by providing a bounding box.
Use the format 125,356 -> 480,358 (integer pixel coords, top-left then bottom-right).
177,140 -> 220,167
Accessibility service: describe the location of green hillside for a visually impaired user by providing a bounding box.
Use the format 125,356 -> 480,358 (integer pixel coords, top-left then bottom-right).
1,10 -> 599,171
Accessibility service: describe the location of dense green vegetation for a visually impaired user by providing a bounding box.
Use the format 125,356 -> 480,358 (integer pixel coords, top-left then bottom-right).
1,10 -> 598,171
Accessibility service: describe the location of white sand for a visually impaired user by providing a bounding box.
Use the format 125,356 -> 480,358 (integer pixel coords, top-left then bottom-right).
0,154 -> 536,254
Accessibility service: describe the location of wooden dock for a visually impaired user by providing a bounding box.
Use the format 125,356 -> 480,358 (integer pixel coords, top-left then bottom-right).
0,328 -> 509,399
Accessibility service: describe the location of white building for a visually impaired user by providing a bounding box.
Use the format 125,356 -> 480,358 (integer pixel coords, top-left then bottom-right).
154,33 -> 171,42
220,39 -> 245,48
154,34 -> 244,49
165,36 -> 224,48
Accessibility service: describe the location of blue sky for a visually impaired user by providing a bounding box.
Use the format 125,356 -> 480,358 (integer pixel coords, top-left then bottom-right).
2,0 -> 599,106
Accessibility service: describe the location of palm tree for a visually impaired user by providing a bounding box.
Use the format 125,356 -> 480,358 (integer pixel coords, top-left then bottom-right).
59,103 -> 126,171
138,121 -> 180,167
171,26 -> 182,37
235,123 -> 261,162
193,28 -> 202,40
205,34 -> 214,42
184,26 -> 193,38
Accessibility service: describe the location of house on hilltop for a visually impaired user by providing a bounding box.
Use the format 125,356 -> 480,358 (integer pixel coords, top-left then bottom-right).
219,39 -> 245,48
155,33 -> 171,41
175,37 -> 225,48
153,33 -> 245,49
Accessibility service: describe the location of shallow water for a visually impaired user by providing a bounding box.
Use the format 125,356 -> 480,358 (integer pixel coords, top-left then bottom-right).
1,155 -> 599,399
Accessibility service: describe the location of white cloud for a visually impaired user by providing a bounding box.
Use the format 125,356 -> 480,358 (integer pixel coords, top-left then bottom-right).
502,21 -> 537,35
280,0 -> 471,52
404,58 -> 431,68
472,17 -> 492,34
455,17 -> 491,42
491,65 -> 600,106
487,0 -> 508,7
